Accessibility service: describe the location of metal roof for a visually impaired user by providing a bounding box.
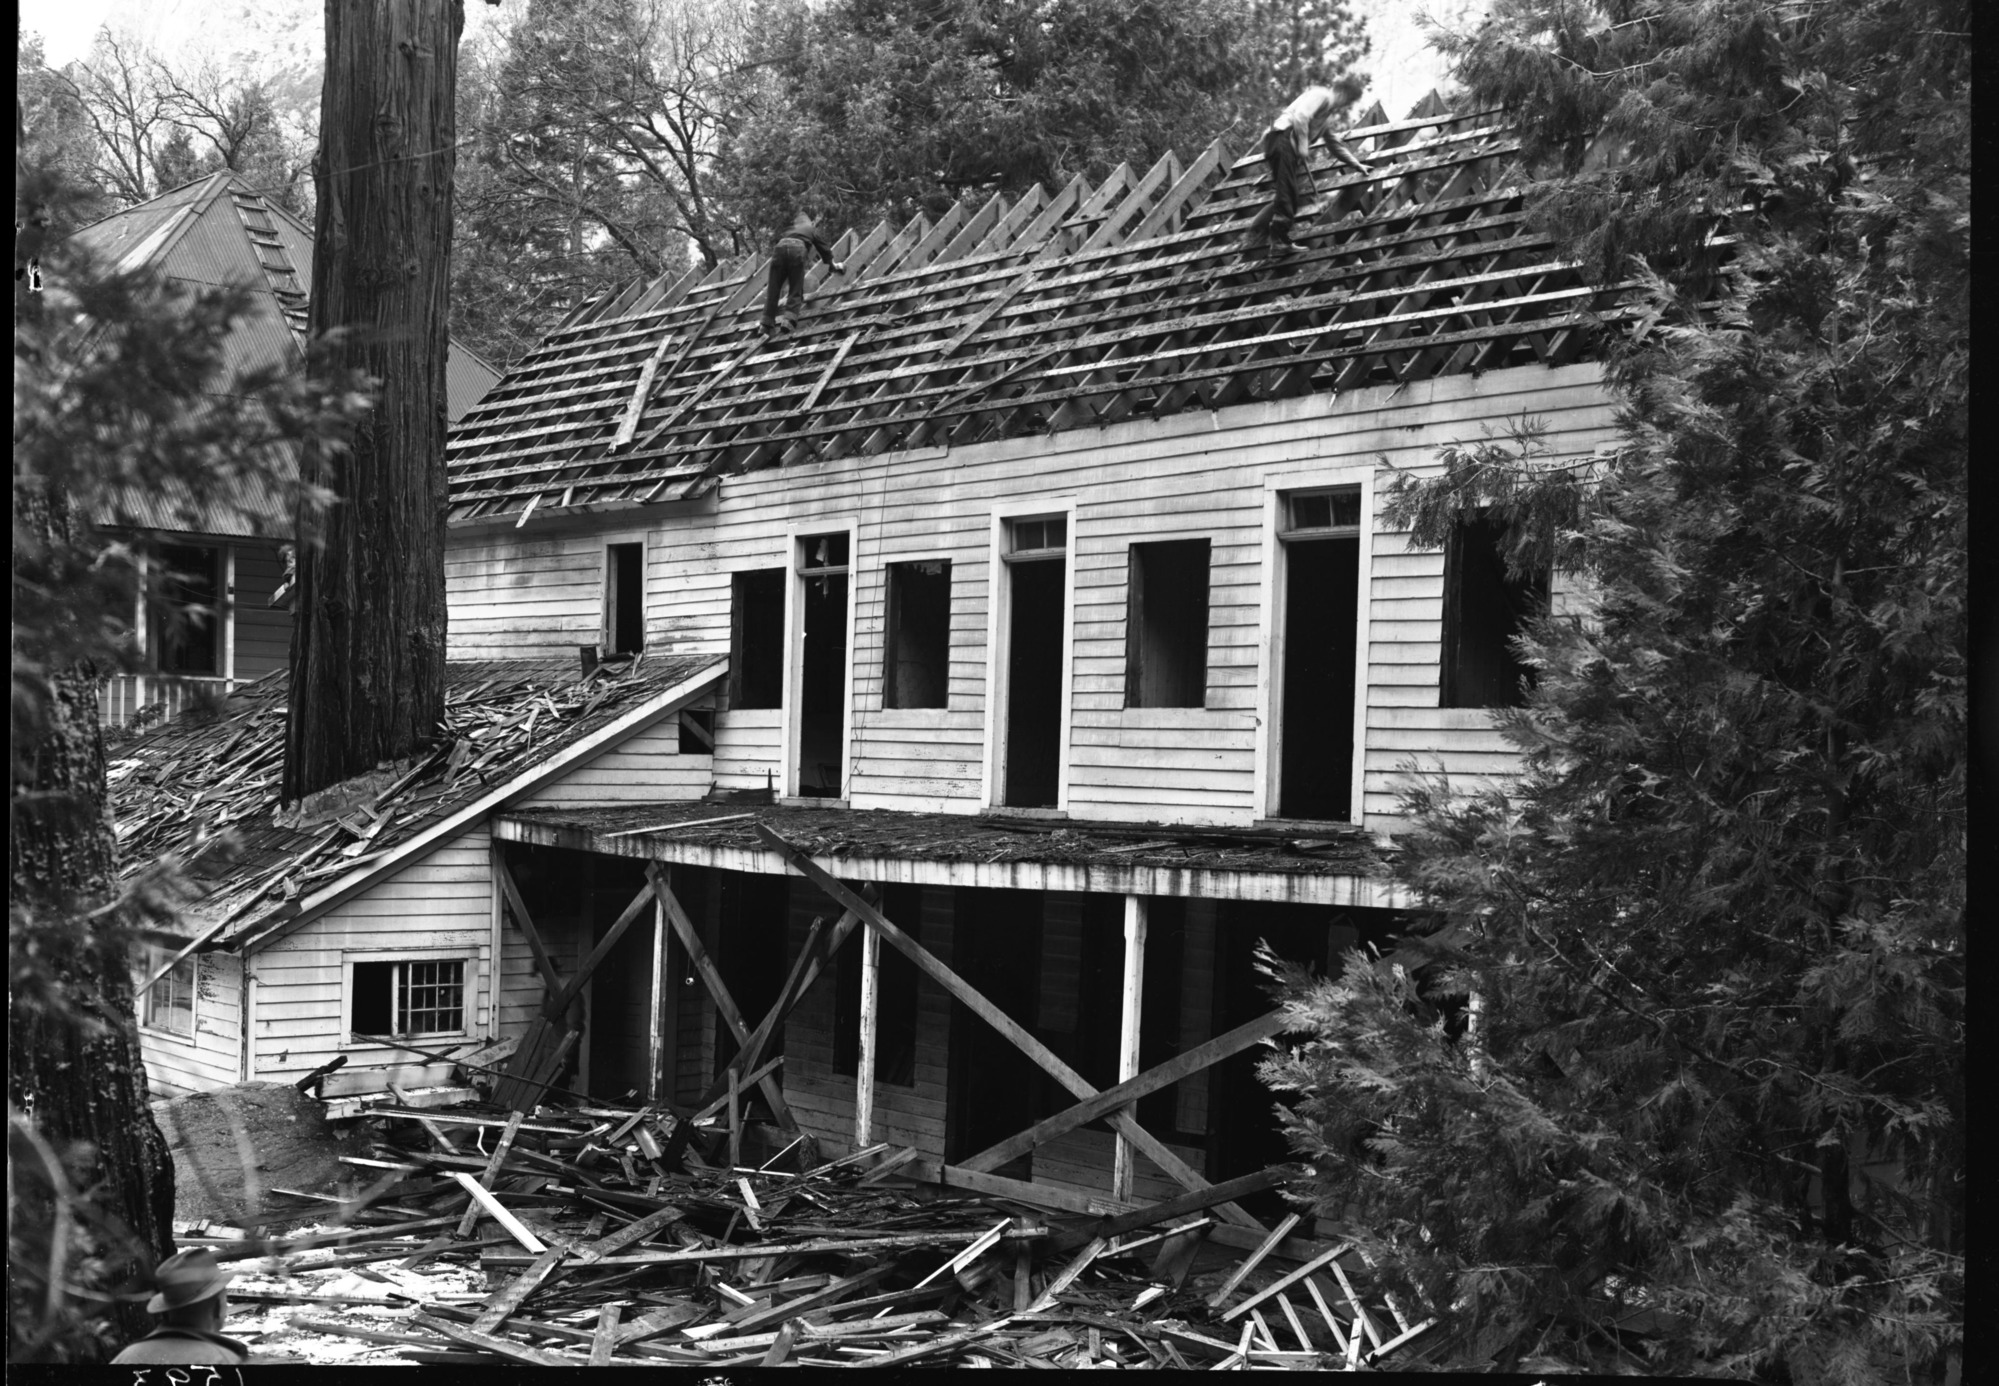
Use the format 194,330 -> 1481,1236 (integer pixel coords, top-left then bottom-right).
73,173 -> 503,539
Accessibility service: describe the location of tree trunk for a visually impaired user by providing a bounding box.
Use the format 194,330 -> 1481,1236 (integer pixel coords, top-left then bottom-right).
285,0 -> 464,802
9,494 -> 176,1359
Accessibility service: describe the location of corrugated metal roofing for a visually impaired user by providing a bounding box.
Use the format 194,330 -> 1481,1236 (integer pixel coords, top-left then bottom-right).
73,172 -> 502,538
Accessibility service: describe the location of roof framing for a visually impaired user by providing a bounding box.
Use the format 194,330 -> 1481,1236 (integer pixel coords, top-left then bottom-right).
446,96 -> 1654,526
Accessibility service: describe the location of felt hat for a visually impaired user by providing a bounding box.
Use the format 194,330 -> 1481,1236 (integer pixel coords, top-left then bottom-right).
144,1248 -> 234,1314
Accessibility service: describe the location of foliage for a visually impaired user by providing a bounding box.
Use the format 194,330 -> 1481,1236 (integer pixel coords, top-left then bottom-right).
10,139 -> 372,1359
20,27 -> 315,218
715,0 -> 1370,242
1259,1 -> 1966,1378
451,0 -> 723,363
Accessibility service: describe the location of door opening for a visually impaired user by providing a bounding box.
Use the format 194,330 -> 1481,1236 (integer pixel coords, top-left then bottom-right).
945,887 -> 1045,1175
1276,490 -> 1360,820
1002,517 -> 1066,808
797,533 -> 849,797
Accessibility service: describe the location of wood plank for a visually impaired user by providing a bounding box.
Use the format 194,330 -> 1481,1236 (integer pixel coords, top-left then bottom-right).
493,849 -> 562,995
650,867 -> 798,1133
756,824 -> 1266,1231
960,1010 -> 1290,1173
451,1172 -> 549,1254
1205,1212 -> 1302,1308
855,922 -> 880,1146
470,1244 -> 566,1332
1112,895 -> 1146,1200
454,1110 -> 523,1237
589,1304 -> 621,1365
413,1314 -> 576,1367
1219,1241 -> 1354,1322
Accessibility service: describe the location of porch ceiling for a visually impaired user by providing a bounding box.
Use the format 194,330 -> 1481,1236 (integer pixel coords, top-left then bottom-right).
489,801 -> 1403,909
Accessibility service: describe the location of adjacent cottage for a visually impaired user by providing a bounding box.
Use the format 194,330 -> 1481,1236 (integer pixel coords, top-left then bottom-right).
125,97 -> 1632,1229
71,171 -> 502,726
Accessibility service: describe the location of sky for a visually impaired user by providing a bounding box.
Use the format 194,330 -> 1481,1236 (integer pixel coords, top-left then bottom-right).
21,0 -> 1470,121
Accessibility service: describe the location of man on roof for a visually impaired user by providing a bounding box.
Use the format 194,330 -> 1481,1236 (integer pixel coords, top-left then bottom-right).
762,204 -> 847,335
1244,74 -> 1373,258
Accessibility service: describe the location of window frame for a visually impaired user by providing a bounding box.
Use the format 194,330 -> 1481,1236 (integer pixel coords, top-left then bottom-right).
140,945 -> 198,1040
1438,511 -> 1550,709
727,567 -> 788,710
149,542 -> 224,676
882,558 -> 953,711
783,520 -> 860,800
981,502 -> 1079,811
343,951 -> 472,1044
1254,470 -> 1375,824
602,538 -> 647,656
1124,537 -> 1212,709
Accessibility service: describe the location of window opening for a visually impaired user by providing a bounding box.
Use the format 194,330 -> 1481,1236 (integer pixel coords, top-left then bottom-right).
142,947 -> 196,1037
884,560 -> 951,709
796,532 -> 849,798
678,707 -> 716,755
1441,513 -> 1548,708
1125,539 -> 1210,708
1276,488 -> 1360,820
1001,516 -> 1066,808
152,543 -> 221,675
835,883 -> 921,1085
351,959 -> 465,1038
729,569 -> 785,709
605,542 -> 644,655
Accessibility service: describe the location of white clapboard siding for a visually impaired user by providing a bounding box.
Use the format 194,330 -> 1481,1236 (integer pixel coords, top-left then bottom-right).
139,951 -> 244,1096
445,363 -> 1621,830
231,543 -> 291,683
514,715 -> 711,806
247,827 -> 496,1089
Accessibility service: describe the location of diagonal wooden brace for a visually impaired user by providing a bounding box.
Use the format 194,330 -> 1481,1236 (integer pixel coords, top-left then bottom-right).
756,824 -> 1266,1231
648,864 -> 798,1134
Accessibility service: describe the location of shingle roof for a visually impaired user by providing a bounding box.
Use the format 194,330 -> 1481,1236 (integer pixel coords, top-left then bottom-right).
109,651 -> 726,948
72,173 -> 505,538
446,95 -> 1649,527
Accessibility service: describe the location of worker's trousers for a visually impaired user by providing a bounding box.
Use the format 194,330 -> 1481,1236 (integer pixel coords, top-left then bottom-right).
1246,128 -> 1313,245
763,239 -> 809,328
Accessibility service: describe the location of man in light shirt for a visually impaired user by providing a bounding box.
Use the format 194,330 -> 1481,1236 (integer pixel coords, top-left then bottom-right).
1244,75 -> 1372,258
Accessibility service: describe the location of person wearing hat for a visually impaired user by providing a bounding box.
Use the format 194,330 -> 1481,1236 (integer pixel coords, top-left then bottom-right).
111,1248 -> 250,1365
761,206 -> 847,335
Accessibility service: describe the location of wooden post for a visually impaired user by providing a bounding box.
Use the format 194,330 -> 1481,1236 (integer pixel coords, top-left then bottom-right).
649,895 -> 669,1105
855,923 -> 881,1147
1113,895 -> 1147,1200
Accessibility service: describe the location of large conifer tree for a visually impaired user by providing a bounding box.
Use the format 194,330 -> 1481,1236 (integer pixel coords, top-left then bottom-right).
1259,2 -> 1965,1378
285,0 -> 464,802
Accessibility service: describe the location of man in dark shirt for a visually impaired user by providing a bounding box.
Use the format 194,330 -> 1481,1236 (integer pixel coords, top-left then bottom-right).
110,1248 -> 251,1365
763,209 -> 847,334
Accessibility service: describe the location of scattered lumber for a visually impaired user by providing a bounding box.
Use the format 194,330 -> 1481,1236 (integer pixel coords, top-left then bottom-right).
239,1090 -> 1436,1369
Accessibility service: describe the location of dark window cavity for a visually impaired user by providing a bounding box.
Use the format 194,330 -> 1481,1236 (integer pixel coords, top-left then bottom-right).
1441,513 -> 1548,708
729,569 -> 786,709
1125,539 -> 1210,708
153,543 -> 220,675
605,542 -> 644,654
883,560 -> 951,709
678,707 -> 716,755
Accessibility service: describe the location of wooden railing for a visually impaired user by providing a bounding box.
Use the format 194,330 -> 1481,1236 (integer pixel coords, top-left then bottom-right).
99,674 -> 238,730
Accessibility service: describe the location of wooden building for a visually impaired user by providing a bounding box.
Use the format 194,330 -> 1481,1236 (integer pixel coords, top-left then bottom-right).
122,98 -> 1633,1231
71,171 -> 502,727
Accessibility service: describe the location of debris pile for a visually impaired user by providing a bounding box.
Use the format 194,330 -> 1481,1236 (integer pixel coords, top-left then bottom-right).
197,1096 -> 1440,1368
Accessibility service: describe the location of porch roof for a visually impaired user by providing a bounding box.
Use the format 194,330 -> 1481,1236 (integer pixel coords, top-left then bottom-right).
491,800 -> 1405,909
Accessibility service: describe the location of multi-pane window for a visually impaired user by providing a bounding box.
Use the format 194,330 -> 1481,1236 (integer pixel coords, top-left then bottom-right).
351,958 -> 466,1038
1008,515 -> 1066,557
142,947 -> 196,1037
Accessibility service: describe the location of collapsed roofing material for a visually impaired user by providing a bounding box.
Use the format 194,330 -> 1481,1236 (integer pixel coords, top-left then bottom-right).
110,652 -> 726,952
209,1089 -> 1439,1369
446,93 -> 1651,527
